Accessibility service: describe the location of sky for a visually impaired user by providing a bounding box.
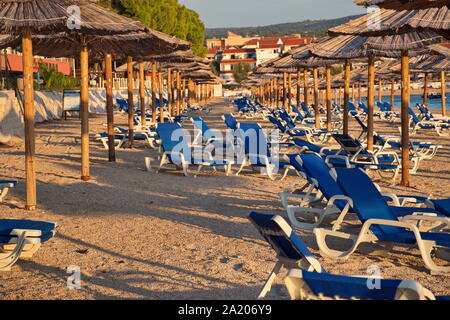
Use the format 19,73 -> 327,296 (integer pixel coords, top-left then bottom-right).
178,0 -> 367,28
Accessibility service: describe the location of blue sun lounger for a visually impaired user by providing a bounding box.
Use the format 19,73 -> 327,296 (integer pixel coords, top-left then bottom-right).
191,117 -> 233,148
0,219 -> 56,271
280,153 -> 432,230
314,167 -> 450,274
0,180 -> 17,202
235,123 -> 295,180
222,114 -> 239,131
155,123 -> 233,177
284,268 -> 448,300
409,107 -> 450,136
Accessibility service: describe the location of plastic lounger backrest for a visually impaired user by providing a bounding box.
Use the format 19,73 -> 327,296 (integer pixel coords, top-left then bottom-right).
285,269 -> 425,300
237,123 -> 270,161
192,117 -> 209,136
292,138 -> 322,153
267,116 -> 286,133
156,123 -> 187,153
408,107 -> 420,124
348,102 -> 356,111
298,154 -> 348,211
383,102 -> 392,111
248,212 -> 323,272
332,134 -> 367,155
354,116 -> 367,131
333,168 -> 402,236
301,103 -> 313,118
223,114 -> 238,130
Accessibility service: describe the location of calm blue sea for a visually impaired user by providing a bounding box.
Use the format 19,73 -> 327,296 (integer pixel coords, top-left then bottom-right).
361,93 -> 449,110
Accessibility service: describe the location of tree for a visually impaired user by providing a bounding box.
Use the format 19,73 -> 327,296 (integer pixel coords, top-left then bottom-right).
99,0 -> 207,57
233,63 -> 251,84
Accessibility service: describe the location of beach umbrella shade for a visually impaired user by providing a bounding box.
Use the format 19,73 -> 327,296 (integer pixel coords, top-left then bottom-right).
329,2 -> 450,39
0,0 -> 160,210
309,30 -> 445,186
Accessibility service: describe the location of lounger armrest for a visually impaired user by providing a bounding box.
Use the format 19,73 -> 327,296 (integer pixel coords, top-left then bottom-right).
10,229 -> 42,237
320,145 -> 341,156
399,215 -> 450,228
281,192 -> 321,203
381,192 -> 402,206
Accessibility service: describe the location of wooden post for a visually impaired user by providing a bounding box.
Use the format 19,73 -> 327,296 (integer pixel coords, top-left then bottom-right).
378,78 -> 383,102
288,73 -> 292,112
358,80 -> 362,105
367,55 -> 375,151
391,78 -> 395,108
400,50 -> 410,186
177,72 -> 181,115
167,68 -> 172,115
275,77 -> 279,106
282,72 -> 287,109
423,72 -> 428,105
22,29 -> 36,210
127,56 -> 134,148
159,71 -> 164,123
296,69 -> 301,107
139,59 -> 146,126
326,65 -> 332,132
80,41 -> 90,181
303,68 -> 309,107
442,71 -> 447,117
171,70 -> 176,115
105,54 -> 115,162
344,59 -> 351,135
351,82 -> 355,104
151,62 -> 157,123
313,67 -> 320,128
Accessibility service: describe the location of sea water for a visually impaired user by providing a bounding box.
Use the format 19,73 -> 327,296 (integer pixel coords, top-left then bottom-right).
361,93 -> 449,110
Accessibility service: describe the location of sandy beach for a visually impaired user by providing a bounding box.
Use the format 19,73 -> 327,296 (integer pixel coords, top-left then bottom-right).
0,96 -> 449,299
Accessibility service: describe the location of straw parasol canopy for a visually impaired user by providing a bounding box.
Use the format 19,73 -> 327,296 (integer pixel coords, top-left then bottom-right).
310,32 -> 444,59
145,49 -> 209,64
329,5 -> 450,39
355,0 -> 449,10
0,0 -> 148,35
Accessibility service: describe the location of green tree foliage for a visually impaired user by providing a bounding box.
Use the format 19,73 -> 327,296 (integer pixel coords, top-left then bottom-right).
99,0 -> 207,57
38,63 -> 80,91
233,63 -> 251,84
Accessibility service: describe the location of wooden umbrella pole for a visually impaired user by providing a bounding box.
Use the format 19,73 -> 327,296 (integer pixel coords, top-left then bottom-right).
181,77 -> 186,111
283,72 -> 287,109
275,77 -> 279,106
288,73 -> 292,112
400,50 -> 410,186
391,78 -> 395,109
151,62 -> 157,123
22,29 -> 36,210
177,72 -> 181,115
105,54 -> 115,162
423,72 -> 428,106
367,55 -> 375,151
303,68 -> 309,107
326,65 -> 332,132
139,59 -> 146,126
344,59 -> 351,134
159,71 -> 164,123
351,82 -> 355,104
358,80 -> 362,104
378,78 -> 383,102
313,68 -> 320,128
442,71 -> 447,117
172,70 -> 177,115
296,69 -> 301,107
80,41 -> 90,181
127,56 -> 134,148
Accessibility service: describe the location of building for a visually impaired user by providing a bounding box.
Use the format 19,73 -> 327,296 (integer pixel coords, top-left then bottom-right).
207,32 -> 315,83
217,48 -> 257,82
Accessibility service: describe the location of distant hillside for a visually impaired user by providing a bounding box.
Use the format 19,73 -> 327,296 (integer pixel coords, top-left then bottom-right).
206,14 -> 364,39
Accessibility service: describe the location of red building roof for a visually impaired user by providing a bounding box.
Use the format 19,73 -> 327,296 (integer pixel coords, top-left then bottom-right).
222,48 -> 255,54
220,59 -> 256,64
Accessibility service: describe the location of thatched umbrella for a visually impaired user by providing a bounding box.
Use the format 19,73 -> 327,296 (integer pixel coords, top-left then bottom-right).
311,30 -> 444,186
329,3 -> 450,39
0,0 -> 155,210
